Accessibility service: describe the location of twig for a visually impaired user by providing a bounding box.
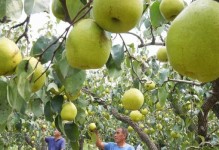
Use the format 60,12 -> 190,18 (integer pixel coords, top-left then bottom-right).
166,78 -> 204,86
0,16 -> 10,23
8,16 -> 30,43
123,32 -> 145,46
70,0 -> 93,24
138,42 -> 164,48
118,34 -> 143,84
34,33 -> 67,83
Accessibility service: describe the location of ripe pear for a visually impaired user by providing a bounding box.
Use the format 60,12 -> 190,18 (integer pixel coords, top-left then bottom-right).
88,123 -> 97,131
92,0 -> 143,33
121,88 -> 144,110
156,46 -> 168,62
66,19 -> 112,69
129,110 -> 143,122
166,0 -> 219,82
159,0 -> 184,21
61,102 -> 77,121
145,81 -> 156,90
127,126 -> 134,132
16,57 -> 46,92
0,37 -> 22,75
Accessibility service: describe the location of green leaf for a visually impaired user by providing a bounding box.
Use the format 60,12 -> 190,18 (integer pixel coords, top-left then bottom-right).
0,0 -> 6,19
0,122 -> 6,133
131,60 -> 142,77
6,113 -> 21,131
106,45 -> 124,78
53,55 -> 70,81
30,36 -> 64,64
55,115 -> 64,133
64,122 -> 79,141
64,68 -> 86,98
7,80 -> 27,114
66,0 -> 88,21
51,95 -> 64,114
0,80 -> 12,125
150,1 -> 165,28
75,107 -> 87,124
44,101 -> 55,122
106,58 -> 123,78
0,0 -> 23,20
24,0 -> 50,15
80,0 -> 87,5
158,86 -> 168,106
15,60 -> 33,100
30,98 -> 44,117
111,44 -> 125,69
70,141 -> 79,150
158,68 -> 169,84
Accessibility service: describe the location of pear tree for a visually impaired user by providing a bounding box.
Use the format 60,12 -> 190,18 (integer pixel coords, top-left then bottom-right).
0,0 -> 219,150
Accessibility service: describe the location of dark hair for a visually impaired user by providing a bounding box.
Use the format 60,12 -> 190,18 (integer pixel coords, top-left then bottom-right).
120,127 -> 129,139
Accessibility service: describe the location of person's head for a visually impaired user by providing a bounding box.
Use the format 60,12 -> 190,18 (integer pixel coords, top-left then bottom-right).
114,127 -> 128,144
54,129 -> 62,138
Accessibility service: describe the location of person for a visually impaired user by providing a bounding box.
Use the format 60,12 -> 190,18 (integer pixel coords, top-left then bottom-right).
95,127 -> 135,150
45,129 -> 66,150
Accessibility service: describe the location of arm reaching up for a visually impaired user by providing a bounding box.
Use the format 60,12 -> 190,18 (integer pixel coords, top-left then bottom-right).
94,130 -> 104,150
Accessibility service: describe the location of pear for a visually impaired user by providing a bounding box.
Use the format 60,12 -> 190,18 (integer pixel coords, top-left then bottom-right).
61,102 -> 77,121
93,0 -> 143,33
0,37 -> 22,75
121,88 -> 144,110
156,46 -> 168,62
159,0 -> 184,21
166,0 -> 219,82
66,19 -> 111,69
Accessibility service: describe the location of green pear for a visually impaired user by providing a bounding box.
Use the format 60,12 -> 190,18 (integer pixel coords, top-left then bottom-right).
61,102 -> 77,121
121,88 -> 144,110
88,123 -> 97,131
16,57 -> 46,92
156,46 -> 168,62
0,37 -> 22,75
66,19 -> 112,69
129,110 -> 143,122
166,0 -> 219,82
92,0 -> 144,33
159,0 -> 184,21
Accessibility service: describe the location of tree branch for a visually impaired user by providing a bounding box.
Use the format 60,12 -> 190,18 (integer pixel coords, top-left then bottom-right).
122,32 -> 145,47
212,103 -> 219,119
118,34 -> 144,84
82,87 -> 158,150
197,78 -> 219,142
166,78 -> 204,86
8,16 -> 30,44
111,108 -> 158,150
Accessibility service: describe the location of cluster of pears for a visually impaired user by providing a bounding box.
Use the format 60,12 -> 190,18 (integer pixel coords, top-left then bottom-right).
121,88 -> 145,122
59,0 -> 144,70
166,0 -> 219,82
0,37 -> 46,92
